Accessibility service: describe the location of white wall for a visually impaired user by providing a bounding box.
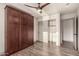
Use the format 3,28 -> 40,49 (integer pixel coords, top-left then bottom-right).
0,4 -> 6,55
63,19 -> 73,42
34,17 -> 38,42
61,12 -> 76,20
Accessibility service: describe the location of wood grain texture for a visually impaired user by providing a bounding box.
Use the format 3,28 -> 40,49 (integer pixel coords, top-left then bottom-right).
5,6 -> 34,55
11,41 -> 79,56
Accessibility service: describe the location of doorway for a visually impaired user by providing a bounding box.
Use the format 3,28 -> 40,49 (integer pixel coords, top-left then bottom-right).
48,19 -> 57,45
62,17 -> 78,50
38,21 -> 48,43
38,19 -> 57,44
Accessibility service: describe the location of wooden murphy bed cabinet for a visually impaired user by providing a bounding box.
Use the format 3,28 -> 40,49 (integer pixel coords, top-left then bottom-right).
5,6 -> 34,55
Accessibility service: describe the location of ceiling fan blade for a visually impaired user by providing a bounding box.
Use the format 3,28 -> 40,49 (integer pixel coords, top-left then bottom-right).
40,3 -> 50,9
24,4 -> 38,9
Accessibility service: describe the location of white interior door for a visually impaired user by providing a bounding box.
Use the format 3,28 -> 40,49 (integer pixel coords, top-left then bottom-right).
63,19 -> 73,42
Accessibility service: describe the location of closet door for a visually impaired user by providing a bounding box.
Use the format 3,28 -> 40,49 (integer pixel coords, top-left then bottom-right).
5,7 -> 20,55
5,6 -> 34,55
20,13 -> 29,49
21,13 -> 34,49
27,15 -> 34,45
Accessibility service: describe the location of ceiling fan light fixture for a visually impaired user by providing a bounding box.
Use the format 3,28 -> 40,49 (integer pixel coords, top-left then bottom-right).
24,3 -> 50,14
37,9 -> 42,13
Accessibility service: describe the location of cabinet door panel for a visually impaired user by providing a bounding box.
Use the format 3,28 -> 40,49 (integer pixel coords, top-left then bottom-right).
21,13 -> 34,49
21,25 -> 28,49
6,7 -> 20,55
27,16 -> 34,45
27,27 -> 34,45
5,6 -> 34,55
20,13 -> 28,49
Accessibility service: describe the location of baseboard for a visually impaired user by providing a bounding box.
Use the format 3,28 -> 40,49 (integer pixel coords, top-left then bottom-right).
36,40 -> 43,42
0,52 -> 5,56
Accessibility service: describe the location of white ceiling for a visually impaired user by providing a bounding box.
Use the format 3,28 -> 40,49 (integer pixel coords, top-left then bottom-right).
7,3 -> 79,17
43,3 -> 79,15
40,3 -> 46,6
21,3 -> 79,15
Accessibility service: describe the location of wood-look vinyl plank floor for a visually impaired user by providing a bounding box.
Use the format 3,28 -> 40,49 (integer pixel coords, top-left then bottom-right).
11,41 -> 79,56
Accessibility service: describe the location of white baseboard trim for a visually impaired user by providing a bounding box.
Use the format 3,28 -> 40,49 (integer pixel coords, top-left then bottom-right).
0,52 -> 5,56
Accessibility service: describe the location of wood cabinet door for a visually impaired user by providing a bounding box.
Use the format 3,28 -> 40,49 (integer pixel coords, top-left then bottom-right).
5,6 -> 34,55
6,7 -> 20,55
20,13 -> 29,49
27,15 -> 34,45
21,13 -> 34,49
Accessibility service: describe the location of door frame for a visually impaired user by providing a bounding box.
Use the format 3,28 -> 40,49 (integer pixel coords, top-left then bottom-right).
61,17 -> 75,47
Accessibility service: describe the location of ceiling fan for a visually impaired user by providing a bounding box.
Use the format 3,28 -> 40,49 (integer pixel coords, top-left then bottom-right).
24,3 -> 50,13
